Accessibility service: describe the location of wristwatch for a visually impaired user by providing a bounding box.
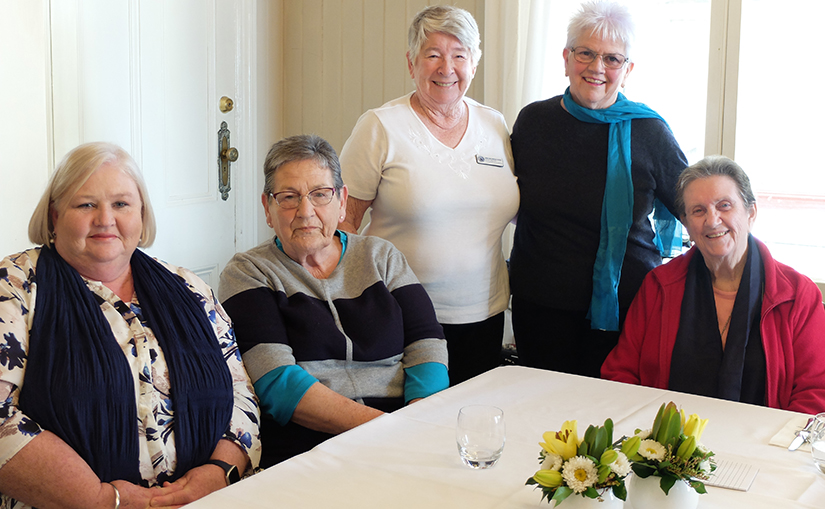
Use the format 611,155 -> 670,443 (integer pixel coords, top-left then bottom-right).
205,459 -> 240,485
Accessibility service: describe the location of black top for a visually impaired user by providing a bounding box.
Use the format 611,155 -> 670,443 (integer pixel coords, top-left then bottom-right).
510,95 -> 688,312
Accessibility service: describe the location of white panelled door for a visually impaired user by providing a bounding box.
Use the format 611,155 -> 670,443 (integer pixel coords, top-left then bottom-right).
50,0 -> 250,288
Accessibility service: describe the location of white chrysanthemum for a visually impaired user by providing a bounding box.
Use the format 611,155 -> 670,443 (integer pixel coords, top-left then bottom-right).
698,460 -> 711,473
562,456 -> 598,493
635,428 -> 652,440
609,451 -> 632,477
638,439 -> 666,461
541,452 -> 563,471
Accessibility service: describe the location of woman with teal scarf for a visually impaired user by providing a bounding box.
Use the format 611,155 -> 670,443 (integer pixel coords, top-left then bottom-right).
509,1 -> 687,377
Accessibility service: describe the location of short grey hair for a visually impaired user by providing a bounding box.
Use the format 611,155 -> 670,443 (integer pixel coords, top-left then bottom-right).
674,155 -> 757,218
262,134 -> 344,198
567,1 -> 635,58
408,5 -> 482,65
29,142 -> 157,247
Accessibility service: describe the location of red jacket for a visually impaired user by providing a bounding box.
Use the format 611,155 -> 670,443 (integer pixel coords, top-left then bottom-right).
601,240 -> 825,414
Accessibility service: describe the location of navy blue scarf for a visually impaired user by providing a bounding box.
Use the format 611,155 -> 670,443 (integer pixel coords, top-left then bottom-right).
562,87 -> 682,331
669,235 -> 766,404
20,245 -> 233,484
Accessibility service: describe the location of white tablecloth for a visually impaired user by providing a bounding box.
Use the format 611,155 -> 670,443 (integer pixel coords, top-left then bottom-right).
187,366 -> 825,508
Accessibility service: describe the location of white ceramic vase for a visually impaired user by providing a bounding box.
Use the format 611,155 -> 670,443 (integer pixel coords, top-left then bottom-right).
549,490 -> 624,509
627,474 -> 699,509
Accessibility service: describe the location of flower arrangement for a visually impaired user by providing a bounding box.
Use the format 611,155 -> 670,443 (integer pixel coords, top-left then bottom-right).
526,419 -> 631,506
620,402 -> 716,495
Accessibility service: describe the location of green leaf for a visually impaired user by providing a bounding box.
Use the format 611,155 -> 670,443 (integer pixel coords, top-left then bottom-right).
631,463 -> 656,478
551,486 -> 573,504
597,464 -> 610,483
651,403 -> 666,438
583,425 -> 596,454
526,478 -> 538,486
613,483 -> 627,501
691,481 -> 708,494
604,418 -> 614,444
583,487 -> 599,499
659,475 -> 677,495
593,427 -> 608,458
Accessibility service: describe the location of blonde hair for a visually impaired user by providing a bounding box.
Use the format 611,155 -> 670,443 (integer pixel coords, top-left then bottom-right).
29,142 -> 157,247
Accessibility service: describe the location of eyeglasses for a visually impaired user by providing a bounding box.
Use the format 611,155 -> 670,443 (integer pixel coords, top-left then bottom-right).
569,47 -> 629,69
269,187 -> 337,209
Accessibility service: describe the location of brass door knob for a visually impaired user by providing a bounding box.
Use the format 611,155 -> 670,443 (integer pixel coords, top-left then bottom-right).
220,96 -> 234,113
222,147 -> 239,162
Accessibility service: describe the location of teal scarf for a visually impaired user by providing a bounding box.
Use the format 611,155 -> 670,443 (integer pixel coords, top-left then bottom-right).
562,87 -> 682,331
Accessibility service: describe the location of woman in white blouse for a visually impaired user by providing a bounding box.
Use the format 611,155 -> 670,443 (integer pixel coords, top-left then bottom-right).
339,5 -> 519,385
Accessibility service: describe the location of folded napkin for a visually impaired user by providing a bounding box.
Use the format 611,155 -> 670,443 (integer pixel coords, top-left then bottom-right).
769,415 -> 814,451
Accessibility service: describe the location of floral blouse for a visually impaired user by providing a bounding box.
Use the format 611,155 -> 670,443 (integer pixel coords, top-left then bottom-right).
0,248 -> 261,508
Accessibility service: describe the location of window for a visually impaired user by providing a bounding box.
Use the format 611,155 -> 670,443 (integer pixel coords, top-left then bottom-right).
534,0 -> 711,165
736,0 -> 825,281
531,0 -> 824,282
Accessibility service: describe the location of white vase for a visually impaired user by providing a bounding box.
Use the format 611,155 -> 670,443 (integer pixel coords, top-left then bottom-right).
627,474 -> 699,509
549,490 -> 624,509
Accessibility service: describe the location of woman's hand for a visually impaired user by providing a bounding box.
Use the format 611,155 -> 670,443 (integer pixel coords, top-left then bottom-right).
147,465 -> 227,508
109,480 -> 156,509
148,440 -> 249,508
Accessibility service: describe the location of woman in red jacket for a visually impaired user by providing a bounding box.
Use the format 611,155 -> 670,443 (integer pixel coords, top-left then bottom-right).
602,156 -> 825,414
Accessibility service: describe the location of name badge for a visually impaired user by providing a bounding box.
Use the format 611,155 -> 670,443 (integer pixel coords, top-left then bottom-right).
475,155 -> 504,167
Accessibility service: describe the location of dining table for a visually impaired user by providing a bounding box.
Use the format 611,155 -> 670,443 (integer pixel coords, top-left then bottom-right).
187,365 -> 825,508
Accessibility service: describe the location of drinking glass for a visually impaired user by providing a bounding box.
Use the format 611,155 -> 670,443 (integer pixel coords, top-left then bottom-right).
810,412 -> 825,474
456,405 -> 505,469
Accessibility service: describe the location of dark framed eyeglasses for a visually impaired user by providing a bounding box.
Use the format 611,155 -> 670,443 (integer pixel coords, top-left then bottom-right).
569,47 -> 629,69
269,187 -> 337,209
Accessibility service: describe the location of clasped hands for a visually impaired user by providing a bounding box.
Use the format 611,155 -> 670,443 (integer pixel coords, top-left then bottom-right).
112,463 -> 228,509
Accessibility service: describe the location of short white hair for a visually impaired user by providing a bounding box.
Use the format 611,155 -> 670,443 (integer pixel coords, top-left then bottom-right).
407,5 -> 482,65
566,1 -> 635,57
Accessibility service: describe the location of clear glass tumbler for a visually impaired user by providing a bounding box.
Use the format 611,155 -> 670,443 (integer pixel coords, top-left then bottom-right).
810,413 -> 825,474
456,405 -> 505,469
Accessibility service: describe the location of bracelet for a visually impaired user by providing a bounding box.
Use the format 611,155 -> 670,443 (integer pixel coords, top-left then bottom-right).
107,482 -> 121,509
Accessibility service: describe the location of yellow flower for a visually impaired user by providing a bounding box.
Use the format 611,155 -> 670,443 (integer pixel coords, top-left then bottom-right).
540,420 -> 580,460
683,413 -> 709,441
533,469 -> 564,488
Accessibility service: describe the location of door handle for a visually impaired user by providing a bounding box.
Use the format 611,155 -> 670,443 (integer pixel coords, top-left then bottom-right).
218,121 -> 238,200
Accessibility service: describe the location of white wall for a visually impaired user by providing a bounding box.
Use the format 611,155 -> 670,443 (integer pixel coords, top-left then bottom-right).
279,0 -> 485,154
0,0 -> 52,256
253,0 -> 285,243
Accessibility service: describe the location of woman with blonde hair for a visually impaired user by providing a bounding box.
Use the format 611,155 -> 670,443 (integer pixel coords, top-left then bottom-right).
0,142 -> 260,508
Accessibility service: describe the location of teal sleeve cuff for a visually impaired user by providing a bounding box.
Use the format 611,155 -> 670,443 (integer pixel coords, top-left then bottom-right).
404,362 -> 449,403
253,365 -> 318,426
